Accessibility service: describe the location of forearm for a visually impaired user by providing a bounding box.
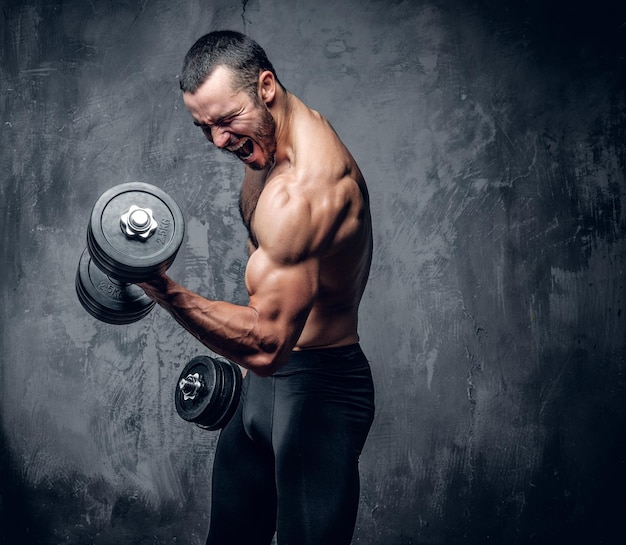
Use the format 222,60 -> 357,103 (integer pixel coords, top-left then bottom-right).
139,275 -> 283,375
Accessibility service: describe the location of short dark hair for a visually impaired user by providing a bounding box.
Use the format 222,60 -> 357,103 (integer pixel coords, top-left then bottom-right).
179,30 -> 284,95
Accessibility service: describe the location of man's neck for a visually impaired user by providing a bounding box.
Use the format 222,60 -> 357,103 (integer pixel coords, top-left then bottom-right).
271,88 -> 297,165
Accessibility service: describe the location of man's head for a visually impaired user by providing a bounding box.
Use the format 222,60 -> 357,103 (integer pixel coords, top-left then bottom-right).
180,30 -> 284,97
180,31 -> 282,170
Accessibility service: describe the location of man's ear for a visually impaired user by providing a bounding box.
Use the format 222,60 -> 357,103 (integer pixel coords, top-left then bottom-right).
258,70 -> 276,105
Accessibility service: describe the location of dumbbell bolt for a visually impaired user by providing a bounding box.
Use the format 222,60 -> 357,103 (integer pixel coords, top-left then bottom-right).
120,205 -> 158,240
180,372 -> 203,401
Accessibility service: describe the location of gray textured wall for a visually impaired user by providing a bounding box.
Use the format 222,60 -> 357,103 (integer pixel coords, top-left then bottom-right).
1,0 -> 625,543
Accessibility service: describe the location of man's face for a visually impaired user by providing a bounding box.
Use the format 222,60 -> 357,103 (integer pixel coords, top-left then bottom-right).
183,66 -> 276,171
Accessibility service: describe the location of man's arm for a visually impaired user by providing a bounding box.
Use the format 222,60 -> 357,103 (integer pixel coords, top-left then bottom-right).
139,181 -> 321,376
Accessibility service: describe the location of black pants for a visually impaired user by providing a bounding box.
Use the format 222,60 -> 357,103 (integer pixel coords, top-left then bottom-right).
206,344 -> 375,545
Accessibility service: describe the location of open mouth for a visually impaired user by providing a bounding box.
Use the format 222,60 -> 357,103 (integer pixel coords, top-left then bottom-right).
228,137 -> 255,162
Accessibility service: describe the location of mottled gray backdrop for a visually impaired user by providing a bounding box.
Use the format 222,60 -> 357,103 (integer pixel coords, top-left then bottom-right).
1,0 -> 625,543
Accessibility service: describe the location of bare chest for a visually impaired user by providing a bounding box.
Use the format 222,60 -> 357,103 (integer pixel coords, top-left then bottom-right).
239,173 -> 266,246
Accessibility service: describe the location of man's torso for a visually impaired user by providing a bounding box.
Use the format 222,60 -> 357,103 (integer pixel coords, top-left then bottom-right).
239,102 -> 372,350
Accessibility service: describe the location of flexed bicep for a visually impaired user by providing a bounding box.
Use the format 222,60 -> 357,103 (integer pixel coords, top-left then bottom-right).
244,246 -> 319,365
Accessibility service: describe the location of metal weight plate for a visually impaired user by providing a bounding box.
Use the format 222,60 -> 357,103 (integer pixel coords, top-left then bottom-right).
75,248 -> 155,324
175,356 -> 242,431
87,182 -> 185,283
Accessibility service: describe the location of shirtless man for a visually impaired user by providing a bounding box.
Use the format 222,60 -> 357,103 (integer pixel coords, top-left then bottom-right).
140,31 -> 375,545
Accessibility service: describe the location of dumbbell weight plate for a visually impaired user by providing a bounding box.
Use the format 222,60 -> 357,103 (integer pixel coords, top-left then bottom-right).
87,182 -> 185,283
175,356 -> 242,431
75,248 -> 155,324
211,358 -> 243,430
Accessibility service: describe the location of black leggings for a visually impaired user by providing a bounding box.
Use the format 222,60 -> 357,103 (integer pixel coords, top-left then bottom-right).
206,344 -> 375,545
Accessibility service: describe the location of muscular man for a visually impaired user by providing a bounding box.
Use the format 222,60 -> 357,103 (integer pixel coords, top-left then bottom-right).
140,31 -> 375,545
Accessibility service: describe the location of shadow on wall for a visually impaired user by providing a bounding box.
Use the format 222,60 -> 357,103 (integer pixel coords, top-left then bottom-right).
0,425 -> 50,543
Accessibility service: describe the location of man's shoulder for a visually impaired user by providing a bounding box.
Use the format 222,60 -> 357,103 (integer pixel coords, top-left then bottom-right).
259,176 -> 365,265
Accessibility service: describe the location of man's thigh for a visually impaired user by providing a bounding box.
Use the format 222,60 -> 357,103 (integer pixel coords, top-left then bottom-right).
272,385 -> 373,545
206,403 -> 277,545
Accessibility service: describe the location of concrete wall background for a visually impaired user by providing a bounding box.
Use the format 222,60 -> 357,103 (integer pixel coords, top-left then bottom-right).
1,0 -> 625,543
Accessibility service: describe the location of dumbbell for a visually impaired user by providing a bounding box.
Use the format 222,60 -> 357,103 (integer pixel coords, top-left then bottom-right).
175,356 -> 242,430
75,182 -> 185,324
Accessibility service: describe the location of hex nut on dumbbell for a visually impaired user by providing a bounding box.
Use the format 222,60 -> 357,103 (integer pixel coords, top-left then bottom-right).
180,372 -> 203,401
120,205 -> 158,240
